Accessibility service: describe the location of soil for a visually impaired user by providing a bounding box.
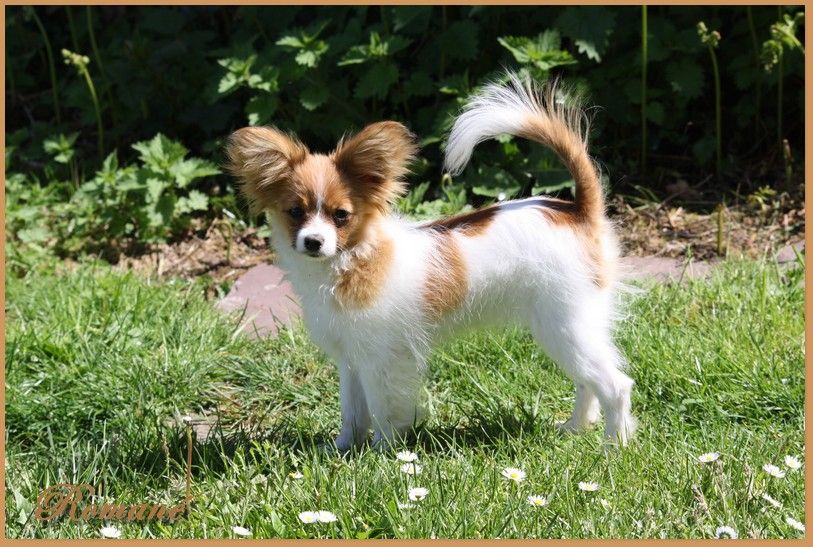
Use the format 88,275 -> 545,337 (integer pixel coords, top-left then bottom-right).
114,198 -> 804,295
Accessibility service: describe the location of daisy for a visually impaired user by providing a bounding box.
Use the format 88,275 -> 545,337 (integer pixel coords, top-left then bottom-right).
99,526 -> 121,539
763,463 -> 786,478
408,487 -> 429,501
527,495 -> 548,507
786,517 -> 805,533
578,481 -> 600,492
715,526 -> 737,539
317,511 -> 338,523
784,455 -> 802,470
760,493 -> 782,509
232,526 -> 251,537
397,502 -> 416,510
299,511 -> 319,524
288,471 -> 304,480
400,463 -> 422,475
396,451 -> 419,463
698,452 -> 720,463
501,467 -> 526,483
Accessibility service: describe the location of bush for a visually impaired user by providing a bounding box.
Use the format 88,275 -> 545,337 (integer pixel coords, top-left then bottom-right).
5,6 -> 805,255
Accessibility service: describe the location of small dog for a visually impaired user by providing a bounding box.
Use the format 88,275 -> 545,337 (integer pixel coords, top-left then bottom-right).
226,72 -> 636,450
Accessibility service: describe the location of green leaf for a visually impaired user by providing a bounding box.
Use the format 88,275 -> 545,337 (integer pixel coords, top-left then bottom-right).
43,133 -> 79,164
132,134 -> 188,173
169,158 -> 220,188
176,190 -> 209,214
438,20 -> 479,61
666,59 -> 704,99
300,86 -> 329,111
354,63 -> 398,100
471,165 -> 521,198
498,31 -> 576,72
146,178 -> 166,203
246,94 -> 279,126
556,6 -> 616,62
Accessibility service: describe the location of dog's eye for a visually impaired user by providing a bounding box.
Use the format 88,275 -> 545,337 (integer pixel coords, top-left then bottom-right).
288,206 -> 305,219
333,209 -> 350,223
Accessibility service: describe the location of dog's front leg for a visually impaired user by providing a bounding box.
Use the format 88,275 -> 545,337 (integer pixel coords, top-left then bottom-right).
357,356 -> 426,450
333,362 -> 371,452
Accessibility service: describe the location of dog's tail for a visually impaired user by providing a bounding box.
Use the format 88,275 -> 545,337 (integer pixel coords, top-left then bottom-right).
444,71 -> 603,224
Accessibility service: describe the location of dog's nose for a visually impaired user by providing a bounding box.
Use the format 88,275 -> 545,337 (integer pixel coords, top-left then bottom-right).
304,235 -> 324,252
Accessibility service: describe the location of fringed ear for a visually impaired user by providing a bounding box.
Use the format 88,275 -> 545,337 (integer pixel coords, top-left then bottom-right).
225,126 -> 308,213
333,121 -> 418,211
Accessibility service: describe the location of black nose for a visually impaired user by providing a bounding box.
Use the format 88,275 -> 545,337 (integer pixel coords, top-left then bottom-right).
304,235 -> 324,252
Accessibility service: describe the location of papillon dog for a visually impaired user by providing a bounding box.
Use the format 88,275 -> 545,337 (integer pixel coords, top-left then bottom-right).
226,72 -> 636,451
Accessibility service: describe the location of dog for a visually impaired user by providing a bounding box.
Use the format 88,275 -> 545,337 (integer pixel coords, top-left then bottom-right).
226,72 -> 636,451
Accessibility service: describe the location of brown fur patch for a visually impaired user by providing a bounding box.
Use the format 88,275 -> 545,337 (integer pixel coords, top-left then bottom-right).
334,235 -> 394,309
535,202 -> 609,288
333,121 -> 418,213
225,126 -> 308,213
423,233 -> 468,319
421,206 -> 498,237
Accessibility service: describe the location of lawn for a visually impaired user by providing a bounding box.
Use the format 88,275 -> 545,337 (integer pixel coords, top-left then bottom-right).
3,253 -> 805,539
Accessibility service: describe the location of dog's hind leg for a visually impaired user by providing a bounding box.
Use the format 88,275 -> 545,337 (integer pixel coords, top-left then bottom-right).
556,383 -> 601,432
531,305 -> 636,446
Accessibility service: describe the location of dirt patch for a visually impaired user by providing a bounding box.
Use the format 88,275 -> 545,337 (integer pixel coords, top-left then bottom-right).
114,220 -> 273,297
114,197 -> 803,294
608,195 -> 804,260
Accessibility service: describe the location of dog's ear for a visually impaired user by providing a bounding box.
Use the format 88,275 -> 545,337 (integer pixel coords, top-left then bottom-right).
225,126 -> 308,212
333,121 -> 418,211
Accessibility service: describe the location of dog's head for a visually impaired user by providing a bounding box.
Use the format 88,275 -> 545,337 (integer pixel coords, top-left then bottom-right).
225,122 -> 416,260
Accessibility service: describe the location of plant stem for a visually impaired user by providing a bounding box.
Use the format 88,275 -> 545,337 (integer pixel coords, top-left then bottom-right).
80,65 -> 105,158
30,8 -> 61,124
640,5 -> 648,179
716,202 -> 726,256
706,43 -> 722,179
746,7 -> 762,139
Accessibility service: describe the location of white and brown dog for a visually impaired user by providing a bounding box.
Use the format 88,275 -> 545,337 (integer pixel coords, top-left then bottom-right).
226,72 -> 636,451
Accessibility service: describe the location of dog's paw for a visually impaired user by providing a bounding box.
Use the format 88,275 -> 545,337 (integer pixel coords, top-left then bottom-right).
555,418 -> 590,433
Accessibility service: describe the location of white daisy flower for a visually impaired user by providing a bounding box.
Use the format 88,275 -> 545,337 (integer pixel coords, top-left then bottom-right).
397,501 -> 416,510
698,452 -> 720,463
408,487 -> 429,501
784,455 -> 802,470
317,510 -> 338,523
786,517 -> 805,533
760,493 -> 782,509
501,467 -> 526,482
527,495 -> 548,507
232,526 -> 251,537
288,471 -> 304,480
396,451 -> 419,463
578,481 -> 600,492
99,526 -> 121,539
400,463 -> 422,475
298,511 -> 319,524
715,525 -> 737,539
763,463 -> 786,478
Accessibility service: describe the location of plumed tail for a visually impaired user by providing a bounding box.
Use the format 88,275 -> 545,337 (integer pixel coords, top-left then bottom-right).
444,71 -> 604,224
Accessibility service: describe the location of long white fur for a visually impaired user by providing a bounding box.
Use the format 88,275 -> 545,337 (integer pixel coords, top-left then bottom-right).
268,73 -> 637,450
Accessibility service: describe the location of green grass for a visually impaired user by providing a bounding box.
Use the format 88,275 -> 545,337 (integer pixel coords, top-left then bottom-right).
4,254 -> 805,538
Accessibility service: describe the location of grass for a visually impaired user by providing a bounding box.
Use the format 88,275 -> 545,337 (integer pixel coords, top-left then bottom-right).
4,253 -> 805,539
